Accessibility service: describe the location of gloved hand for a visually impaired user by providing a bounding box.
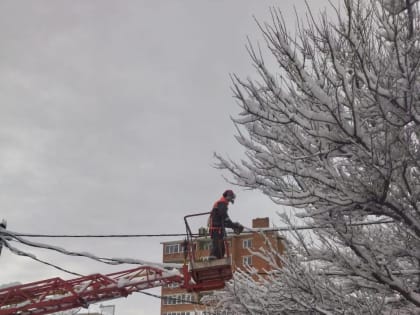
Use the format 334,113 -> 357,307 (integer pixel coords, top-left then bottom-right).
233,223 -> 244,235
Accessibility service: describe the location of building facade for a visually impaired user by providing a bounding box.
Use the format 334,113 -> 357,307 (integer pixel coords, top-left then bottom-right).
160,217 -> 284,315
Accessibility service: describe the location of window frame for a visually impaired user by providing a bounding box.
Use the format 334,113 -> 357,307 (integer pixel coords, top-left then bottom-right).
164,243 -> 181,254
243,255 -> 253,266
242,238 -> 253,249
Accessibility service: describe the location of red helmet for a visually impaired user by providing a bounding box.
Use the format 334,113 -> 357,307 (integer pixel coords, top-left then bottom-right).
223,190 -> 236,203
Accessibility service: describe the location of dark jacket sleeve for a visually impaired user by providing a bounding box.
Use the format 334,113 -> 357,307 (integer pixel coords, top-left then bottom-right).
217,202 -> 236,229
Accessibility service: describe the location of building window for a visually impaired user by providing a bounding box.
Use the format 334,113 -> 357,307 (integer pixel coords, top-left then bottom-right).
243,255 -> 252,266
162,294 -> 193,305
243,239 -> 252,249
164,243 -> 181,254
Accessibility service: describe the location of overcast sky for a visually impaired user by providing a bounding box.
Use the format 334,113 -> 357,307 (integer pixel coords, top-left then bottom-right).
0,1 -> 329,314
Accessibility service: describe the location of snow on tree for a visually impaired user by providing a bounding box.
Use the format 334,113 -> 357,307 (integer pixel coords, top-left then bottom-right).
383,0 -> 419,14
211,0 -> 420,313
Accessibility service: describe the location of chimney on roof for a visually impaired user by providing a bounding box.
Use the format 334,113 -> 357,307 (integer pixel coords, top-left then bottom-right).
252,217 -> 269,228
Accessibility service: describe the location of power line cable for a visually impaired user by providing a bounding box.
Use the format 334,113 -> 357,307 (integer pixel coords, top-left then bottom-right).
0,219 -> 394,272
2,240 -> 83,277
11,232 -> 190,238
0,218 -> 394,279
1,230 -> 182,269
2,219 -> 394,238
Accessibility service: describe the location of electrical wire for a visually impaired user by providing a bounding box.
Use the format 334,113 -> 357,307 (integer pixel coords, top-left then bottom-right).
0,218 -> 395,282
3,219 -> 394,238
11,232 -> 190,238
2,240 -> 83,277
1,229 -> 182,269
0,219 -> 394,274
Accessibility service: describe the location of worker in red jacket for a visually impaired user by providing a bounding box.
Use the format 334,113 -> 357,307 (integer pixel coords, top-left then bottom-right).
208,190 -> 244,259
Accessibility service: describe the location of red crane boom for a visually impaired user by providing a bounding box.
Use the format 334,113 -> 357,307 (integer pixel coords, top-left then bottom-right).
0,266 -> 183,315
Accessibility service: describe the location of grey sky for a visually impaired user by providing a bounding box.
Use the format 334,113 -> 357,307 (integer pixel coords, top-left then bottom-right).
0,1 -> 329,314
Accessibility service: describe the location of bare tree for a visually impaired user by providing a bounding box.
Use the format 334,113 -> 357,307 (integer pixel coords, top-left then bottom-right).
213,0 -> 420,313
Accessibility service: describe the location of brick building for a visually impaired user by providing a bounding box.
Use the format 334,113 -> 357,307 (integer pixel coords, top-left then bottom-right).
160,217 -> 284,315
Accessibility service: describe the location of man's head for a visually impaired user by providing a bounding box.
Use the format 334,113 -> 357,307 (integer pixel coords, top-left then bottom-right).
223,189 -> 236,204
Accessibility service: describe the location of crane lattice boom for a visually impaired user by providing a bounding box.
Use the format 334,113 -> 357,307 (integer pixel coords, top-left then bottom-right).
0,266 -> 183,315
